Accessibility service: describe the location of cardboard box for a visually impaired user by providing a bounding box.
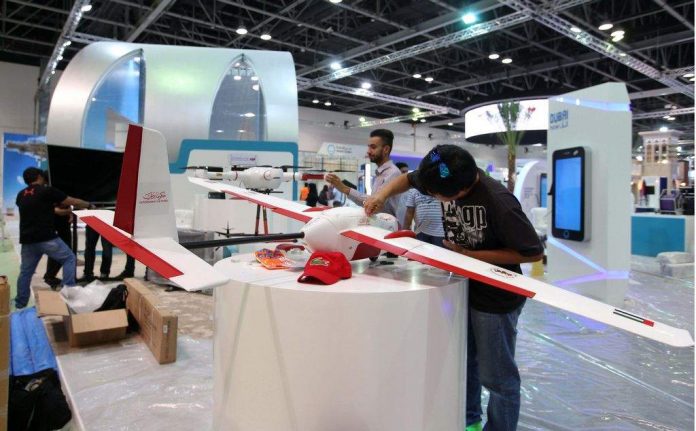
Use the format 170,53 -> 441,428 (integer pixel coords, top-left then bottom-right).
125,279 -> 178,364
36,290 -> 128,348
0,276 -> 9,431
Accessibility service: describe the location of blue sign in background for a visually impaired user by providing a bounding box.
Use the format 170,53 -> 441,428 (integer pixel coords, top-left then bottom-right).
2,133 -> 45,213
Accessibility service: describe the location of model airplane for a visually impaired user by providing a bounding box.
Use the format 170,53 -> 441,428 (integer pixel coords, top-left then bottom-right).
75,125 -> 694,348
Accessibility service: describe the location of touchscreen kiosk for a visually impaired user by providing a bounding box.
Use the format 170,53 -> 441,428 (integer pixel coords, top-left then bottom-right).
552,147 -> 590,241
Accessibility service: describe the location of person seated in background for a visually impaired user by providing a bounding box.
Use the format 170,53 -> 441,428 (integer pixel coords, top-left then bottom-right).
318,185 -> 330,206
395,161 -> 409,174
305,183 -> 320,207
299,182 -> 310,201
80,226 -> 135,283
15,167 -> 90,308
402,188 -> 445,247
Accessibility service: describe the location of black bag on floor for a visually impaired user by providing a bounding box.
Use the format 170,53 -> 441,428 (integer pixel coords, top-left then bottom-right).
94,284 -> 139,332
8,368 -> 72,431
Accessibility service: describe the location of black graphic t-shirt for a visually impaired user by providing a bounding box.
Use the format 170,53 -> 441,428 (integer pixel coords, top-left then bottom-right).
408,169 -> 543,313
16,184 -> 67,244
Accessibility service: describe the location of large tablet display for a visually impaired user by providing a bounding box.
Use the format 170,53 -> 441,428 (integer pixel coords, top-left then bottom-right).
552,147 -> 590,241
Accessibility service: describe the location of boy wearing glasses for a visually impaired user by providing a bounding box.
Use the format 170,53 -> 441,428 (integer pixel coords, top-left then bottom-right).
364,145 -> 543,431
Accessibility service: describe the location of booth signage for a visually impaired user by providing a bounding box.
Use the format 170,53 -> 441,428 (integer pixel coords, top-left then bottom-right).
549,110 -> 569,130
318,142 -> 364,158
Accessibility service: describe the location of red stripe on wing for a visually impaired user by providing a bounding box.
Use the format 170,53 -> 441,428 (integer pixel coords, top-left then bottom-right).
223,190 -> 312,223
80,216 -> 183,279
340,229 -> 535,299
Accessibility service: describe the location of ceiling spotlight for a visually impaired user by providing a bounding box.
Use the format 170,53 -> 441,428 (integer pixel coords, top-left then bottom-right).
611,34 -> 624,42
682,73 -> 695,78
663,115 -> 671,119
324,101 -> 332,106
412,73 -> 422,78
667,116 -> 676,121
619,52 -> 627,57
419,119 -> 426,123
312,99 -> 319,104
330,61 -> 342,70
598,23 -> 613,31
252,84 -> 259,91
80,4 -> 93,12
236,25 -> 248,35
361,82 -> 372,89
329,0 -> 343,3
677,146 -> 682,151
659,126 -> 668,132
250,76 -> 258,81
447,122 -> 454,126
501,58 -> 513,64
570,26 -> 582,33
488,53 -> 500,60
233,75 -> 242,81
462,13 -> 478,25
424,76 -> 434,82
243,112 -> 256,118
238,129 -> 246,133
610,30 -> 624,37
215,129 -> 224,133
57,55 -> 64,61
359,117 -> 366,122
260,33 -> 272,41
690,77 -> 696,82
412,108 -> 421,113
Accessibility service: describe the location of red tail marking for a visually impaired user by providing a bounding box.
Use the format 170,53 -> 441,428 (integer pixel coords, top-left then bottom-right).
114,125 -> 143,234
81,216 -> 183,278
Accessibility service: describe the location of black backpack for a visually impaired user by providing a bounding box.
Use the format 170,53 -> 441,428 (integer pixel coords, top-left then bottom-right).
8,369 -> 72,431
94,284 -> 139,332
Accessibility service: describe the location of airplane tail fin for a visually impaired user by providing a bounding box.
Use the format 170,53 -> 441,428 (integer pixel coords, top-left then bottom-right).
114,124 -> 178,241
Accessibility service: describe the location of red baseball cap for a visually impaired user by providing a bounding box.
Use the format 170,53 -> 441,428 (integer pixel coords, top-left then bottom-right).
298,251 -> 352,285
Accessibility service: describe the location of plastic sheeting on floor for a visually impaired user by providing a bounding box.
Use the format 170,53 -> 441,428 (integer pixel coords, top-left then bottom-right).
56,336 -> 213,430
515,259 -> 693,430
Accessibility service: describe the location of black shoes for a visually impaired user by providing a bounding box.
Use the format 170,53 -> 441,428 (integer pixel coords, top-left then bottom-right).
114,271 -> 134,280
78,274 -> 96,284
43,277 -> 62,289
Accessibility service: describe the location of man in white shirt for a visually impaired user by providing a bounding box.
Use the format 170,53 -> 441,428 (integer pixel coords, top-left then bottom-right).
325,129 -> 404,221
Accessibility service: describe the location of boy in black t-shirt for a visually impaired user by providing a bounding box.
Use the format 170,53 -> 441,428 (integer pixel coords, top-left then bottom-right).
364,145 -> 543,431
15,167 -> 90,308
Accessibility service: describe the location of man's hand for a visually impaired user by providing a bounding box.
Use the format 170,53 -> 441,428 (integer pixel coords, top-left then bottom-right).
324,173 -> 349,194
363,195 -> 385,216
443,240 -> 468,256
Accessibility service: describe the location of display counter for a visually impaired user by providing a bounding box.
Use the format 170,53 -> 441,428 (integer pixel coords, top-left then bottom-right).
631,213 -> 694,256
212,255 -> 468,431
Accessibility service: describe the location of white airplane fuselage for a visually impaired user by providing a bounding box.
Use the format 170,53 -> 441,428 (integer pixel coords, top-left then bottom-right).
197,167 -> 305,191
301,207 -> 398,260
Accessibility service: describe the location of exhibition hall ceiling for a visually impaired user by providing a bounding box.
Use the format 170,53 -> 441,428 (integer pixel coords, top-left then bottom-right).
1,0 -> 693,146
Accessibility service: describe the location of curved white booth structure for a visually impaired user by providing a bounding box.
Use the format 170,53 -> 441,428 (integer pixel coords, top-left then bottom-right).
213,256 -> 467,431
46,42 -> 298,162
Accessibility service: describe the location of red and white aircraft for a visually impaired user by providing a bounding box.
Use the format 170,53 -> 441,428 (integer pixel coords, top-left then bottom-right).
75,125 -> 693,348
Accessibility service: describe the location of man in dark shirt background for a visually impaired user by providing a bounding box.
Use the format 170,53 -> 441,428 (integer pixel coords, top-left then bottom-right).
15,167 -> 90,309
364,145 -> 543,431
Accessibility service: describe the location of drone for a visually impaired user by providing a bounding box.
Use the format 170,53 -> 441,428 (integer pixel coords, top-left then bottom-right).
75,125 -> 694,348
182,164 -> 326,193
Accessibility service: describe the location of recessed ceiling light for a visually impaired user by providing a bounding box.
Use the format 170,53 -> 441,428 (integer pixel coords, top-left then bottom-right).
424,76 -> 434,82
329,0 -> 342,3
570,26 -> 582,33
251,76 -> 258,81
215,129 -> 224,133
359,117 -> 366,122
412,108 -> 421,113
260,33 -> 272,40
447,122 -> 454,126
598,23 -> 613,31
236,25 -> 248,35
252,84 -> 259,91
501,58 -> 513,64
611,34 -> 624,42
488,53 -> 500,60
667,116 -> 676,121
312,99 -> 319,104
330,61 -> 342,70
412,73 -> 422,78
663,115 -> 671,119
619,52 -> 627,57
533,143 -> 544,147
419,119 -> 426,123
690,77 -> 696,82
81,4 -> 93,12
683,73 -> 694,78
361,82 -> 372,89
57,55 -> 64,61
233,75 -> 242,81
243,112 -> 256,117
462,13 -> 477,25
324,101 -> 332,106
238,129 -> 245,133
610,30 -> 624,37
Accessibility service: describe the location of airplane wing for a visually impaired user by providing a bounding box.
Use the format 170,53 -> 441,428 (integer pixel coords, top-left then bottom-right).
341,225 -> 694,348
74,209 -> 229,291
188,177 -> 326,223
